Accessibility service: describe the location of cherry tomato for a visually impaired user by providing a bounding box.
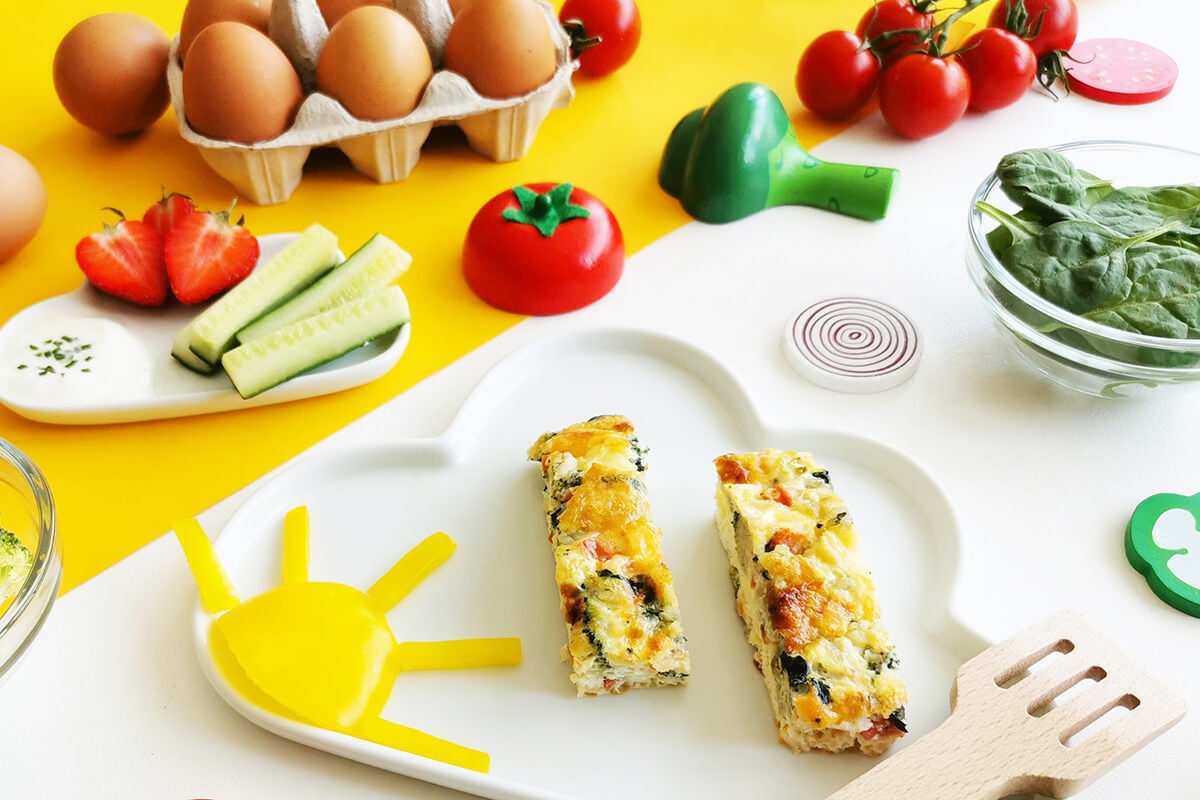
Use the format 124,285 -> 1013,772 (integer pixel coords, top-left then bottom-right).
856,0 -> 934,62
559,0 -> 641,77
463,183 -> 624,315
988,0 -> 1078,56
958,28 -> 1037,112
878,54 -> 970,139
796,31 -> 880,120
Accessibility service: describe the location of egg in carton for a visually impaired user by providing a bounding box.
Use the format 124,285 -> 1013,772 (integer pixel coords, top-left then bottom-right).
165,0 -> 577,205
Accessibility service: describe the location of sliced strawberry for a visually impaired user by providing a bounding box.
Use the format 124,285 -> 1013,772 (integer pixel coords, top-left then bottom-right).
142,189 -> 196,241
165,201 -> 260,304
75,209 -> 168,306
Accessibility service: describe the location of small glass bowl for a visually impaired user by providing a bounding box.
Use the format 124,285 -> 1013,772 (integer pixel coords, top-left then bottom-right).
966,140 -> 1200,398
0,438 -> 61,686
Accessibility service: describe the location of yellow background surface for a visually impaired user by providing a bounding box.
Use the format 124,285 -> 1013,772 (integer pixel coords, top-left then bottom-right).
0,0 -> 958,591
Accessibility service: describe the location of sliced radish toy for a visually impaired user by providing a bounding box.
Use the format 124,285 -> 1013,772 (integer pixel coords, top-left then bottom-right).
1066,38 -> 1178,105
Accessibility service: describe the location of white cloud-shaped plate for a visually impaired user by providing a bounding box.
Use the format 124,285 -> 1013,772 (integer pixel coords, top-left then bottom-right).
195,328 -> 987,800
0,233 -> 410,425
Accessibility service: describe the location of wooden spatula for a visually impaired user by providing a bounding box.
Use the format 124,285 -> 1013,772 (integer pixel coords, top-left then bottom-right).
828,609 -> 1186,800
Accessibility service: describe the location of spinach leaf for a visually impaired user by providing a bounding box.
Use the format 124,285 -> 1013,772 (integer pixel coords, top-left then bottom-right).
996,149 -> 1112,223
1080,170 -> 1116,207
978,202 -> 1046,259
979,199 -> 1046,247
1082,243 -> 1200,339
1088,185 -> 1200,239
1001,220 -> 1179,314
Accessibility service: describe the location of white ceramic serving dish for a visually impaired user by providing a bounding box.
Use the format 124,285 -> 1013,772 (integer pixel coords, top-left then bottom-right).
0,233 -> 411,425
194,327 -> 987,800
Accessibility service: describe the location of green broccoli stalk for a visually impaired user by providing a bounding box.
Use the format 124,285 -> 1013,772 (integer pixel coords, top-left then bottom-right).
0,527 -> 33,602
658,83 -> 898,224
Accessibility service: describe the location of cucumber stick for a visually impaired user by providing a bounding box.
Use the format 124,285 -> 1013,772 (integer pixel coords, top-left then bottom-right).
221,285 -> 410,399
186,224 -> 340,365
236,233 -> 411,344
171,324 -> 216,374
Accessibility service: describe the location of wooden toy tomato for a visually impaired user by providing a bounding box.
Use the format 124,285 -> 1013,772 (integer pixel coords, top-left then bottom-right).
463,183 -> 625,315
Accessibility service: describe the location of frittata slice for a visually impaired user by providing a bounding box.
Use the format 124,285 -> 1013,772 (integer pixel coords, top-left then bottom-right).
713,449 -> 907,755
529,415 -> 690,696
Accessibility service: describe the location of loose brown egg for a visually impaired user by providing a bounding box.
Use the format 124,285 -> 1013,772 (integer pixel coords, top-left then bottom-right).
179,0 -> 271,62
317,7 -> 433,121
316,0 -> 391,29
443,0 -> 556,99
183,22 -> 304,144
0,146 -> 47,264
52,13 -> 171,136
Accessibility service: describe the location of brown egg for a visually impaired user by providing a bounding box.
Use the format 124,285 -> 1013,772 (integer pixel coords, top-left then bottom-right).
0,146 -> 47,264
183,22 -> 304,144
317,7 -> 433,121
316,0 -> 391,29
447,0 -> 470,16
52,13 -> 171,136
179,0 -> 271,61
443,0 -> 556,99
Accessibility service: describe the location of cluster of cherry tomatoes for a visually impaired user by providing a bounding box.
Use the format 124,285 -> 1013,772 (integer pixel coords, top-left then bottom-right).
797,0 -> 1079,139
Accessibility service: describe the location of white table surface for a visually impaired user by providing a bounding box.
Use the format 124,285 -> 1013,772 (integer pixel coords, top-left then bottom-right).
5,1 -> 1200,796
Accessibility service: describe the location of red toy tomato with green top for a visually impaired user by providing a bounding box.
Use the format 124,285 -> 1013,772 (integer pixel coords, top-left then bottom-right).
464,183 -> 624,315
559,0 -> 642,77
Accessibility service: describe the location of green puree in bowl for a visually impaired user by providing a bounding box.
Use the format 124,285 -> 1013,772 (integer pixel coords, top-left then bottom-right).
978,148 -> 1200,366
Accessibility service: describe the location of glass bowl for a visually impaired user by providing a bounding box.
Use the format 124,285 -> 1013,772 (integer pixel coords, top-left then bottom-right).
0,438 -> 61,686
966,140 -> 1200,398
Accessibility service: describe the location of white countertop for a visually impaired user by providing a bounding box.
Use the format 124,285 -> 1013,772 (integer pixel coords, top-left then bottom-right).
5,0 -> 1200,796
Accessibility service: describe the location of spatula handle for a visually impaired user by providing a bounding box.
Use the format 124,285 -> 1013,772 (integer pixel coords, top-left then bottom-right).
826,715 -> 1020,800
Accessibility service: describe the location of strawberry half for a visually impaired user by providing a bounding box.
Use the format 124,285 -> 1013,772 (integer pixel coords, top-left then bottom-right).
75,209 -> 168,306
142,190 -> 196,241
165,201 -> 260,304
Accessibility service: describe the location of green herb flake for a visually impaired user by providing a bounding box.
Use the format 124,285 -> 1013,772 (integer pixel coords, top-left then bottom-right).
17,336 -> 97,377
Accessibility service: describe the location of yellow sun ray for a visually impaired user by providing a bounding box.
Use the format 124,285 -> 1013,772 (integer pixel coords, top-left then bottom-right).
282,505 -> 309,585
367,531 -> 456,611
354,717 -> 489,773
173,518 -> 240,614
396,638 -> 523,671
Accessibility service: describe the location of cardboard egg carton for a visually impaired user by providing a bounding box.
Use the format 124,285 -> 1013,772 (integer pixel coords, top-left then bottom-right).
165,0 -> 577,205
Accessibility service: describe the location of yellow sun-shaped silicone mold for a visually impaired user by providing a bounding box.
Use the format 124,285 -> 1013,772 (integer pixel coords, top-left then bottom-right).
174,507 -> 520,772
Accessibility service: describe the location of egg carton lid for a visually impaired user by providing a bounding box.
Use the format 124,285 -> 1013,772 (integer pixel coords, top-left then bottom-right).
166,0 -> 577,151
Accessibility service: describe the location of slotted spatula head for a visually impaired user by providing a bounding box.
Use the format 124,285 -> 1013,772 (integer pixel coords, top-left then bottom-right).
949,609 -> 1186,797
828,609 -> 1186,800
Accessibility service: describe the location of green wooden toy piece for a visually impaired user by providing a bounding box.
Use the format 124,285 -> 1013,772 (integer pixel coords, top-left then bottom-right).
1125,492 -> 1200,617
658,82 -> 899,224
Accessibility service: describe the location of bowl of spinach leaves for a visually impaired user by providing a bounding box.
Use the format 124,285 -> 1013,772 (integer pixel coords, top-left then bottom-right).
967,140 -> 1200,397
